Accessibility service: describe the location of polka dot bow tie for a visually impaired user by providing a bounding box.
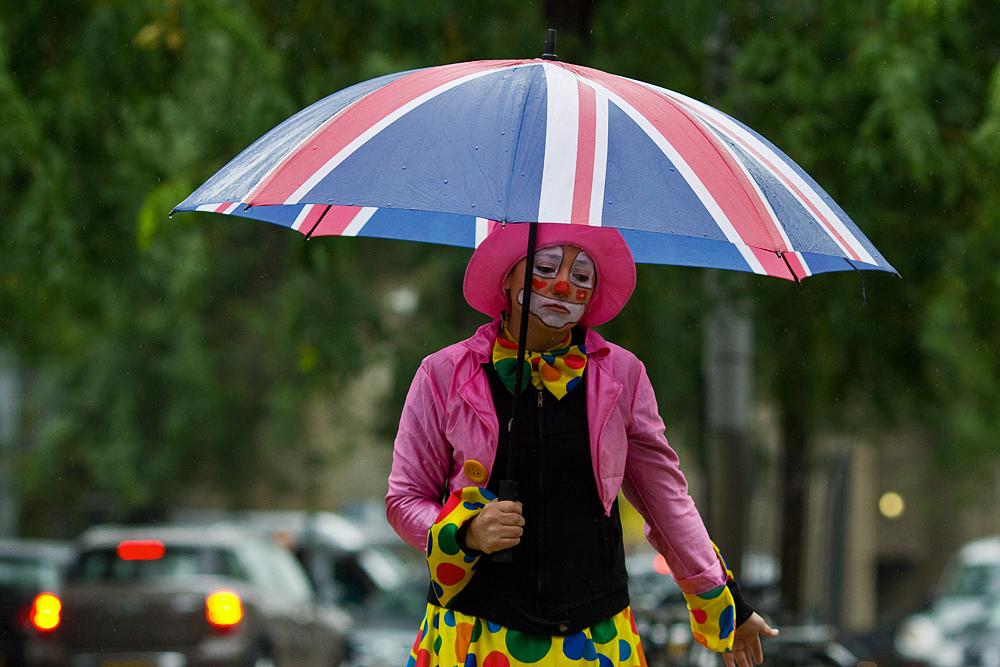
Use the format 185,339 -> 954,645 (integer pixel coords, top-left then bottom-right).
492,329 -> 587,400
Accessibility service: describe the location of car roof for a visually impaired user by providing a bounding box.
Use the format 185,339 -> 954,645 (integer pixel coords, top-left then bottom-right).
234,511 -> 366,550
77,523 -> 267,550
955,536 -> 1000,565
173,510 -> 368,552
0,538 -> 74,562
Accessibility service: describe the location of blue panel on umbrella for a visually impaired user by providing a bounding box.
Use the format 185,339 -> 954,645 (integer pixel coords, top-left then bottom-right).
505,67 -> 549,223
303,66 -> 546,223
621,229 -> 752,272
231,203 -> 305,229
800,252 -> 878,275
356,209 -> 479,248
601,103 -> 728,241
177,70 -> 414,210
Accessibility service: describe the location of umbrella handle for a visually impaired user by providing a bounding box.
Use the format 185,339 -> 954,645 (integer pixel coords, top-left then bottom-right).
491,479 -> 519,563
493,220 -> 536,563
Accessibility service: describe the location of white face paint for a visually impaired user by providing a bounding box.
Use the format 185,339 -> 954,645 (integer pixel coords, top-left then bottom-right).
517,290 -> 587,328
531,246 -> 565,281
512,246 -> 596,329
568,251 -> 595,290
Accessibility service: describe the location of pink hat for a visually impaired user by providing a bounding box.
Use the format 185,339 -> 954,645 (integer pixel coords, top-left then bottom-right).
463,223 -> 636,327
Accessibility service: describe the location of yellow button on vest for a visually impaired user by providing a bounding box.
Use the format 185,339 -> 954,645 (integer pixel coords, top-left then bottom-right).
463,460 -> 488,484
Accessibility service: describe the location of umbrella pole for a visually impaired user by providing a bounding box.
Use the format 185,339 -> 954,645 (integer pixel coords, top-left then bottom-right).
493,220 -> 538,563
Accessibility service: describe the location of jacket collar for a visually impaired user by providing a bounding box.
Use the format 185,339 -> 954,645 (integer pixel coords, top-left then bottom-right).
462,318 -> 612,361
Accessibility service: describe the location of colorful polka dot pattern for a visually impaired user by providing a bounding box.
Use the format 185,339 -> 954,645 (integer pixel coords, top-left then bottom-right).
406,603 -> 647,667
492,336 -> 587,400
427,486 -> 496,607
680,542 -> 737,653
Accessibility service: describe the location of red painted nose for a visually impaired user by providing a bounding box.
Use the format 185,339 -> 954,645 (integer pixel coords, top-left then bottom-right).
553,280 -> 571,296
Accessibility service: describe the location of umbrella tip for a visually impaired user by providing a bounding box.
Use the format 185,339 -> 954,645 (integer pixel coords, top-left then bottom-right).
542,28 -> 557,60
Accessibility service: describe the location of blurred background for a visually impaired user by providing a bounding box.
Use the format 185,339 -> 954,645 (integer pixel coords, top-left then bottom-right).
2,0 -> 1000,665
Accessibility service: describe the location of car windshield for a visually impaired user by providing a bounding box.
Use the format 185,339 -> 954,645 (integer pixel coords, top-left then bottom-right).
940,563 -> 1000,597
359,576 -> 429,622
0,555 -> 61,592
68,546 -> 220,583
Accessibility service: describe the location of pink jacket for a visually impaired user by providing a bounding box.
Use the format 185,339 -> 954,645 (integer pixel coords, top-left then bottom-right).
386,319 -> 728,596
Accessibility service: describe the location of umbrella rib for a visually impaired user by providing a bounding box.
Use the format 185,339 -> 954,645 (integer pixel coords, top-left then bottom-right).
844,258 -> 868,306
303,205 -> 332,239
778,251 -> 802,284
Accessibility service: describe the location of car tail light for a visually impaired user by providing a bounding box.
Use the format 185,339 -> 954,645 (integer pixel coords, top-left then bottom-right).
653,553 -> 671,575
206,589 -> 243,628
31,593 -> 62,631
116,540 -> 166,560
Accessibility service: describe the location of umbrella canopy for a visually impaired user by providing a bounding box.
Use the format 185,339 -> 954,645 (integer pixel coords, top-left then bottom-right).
174,58 -> 895,282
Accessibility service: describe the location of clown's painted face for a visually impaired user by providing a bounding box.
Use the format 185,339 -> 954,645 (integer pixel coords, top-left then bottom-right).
506,245 -> 596,329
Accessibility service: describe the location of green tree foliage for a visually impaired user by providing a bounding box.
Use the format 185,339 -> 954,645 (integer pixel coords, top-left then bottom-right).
2,0 -> 999,539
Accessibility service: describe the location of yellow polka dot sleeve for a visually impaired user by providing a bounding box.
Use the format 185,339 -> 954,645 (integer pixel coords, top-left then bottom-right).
681,544 -> 736,653
427,487 -> 495,607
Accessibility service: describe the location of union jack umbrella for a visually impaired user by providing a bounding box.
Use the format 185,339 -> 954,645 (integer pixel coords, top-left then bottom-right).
173,57 -> 896,282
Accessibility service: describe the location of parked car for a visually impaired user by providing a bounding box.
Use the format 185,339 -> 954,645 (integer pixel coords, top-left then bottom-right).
346,573 -> 428,667
212,510 -> 411,609
894,536 -> 1000,667
946,592 -> 1000,666
0,539 -> 73,667
341,500 -> 425,575
24,524 -> 351,667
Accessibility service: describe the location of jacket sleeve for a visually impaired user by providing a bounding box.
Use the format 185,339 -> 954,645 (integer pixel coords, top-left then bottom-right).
385,363 -> 455,551
618,360 -> 729,595
618,362 -> 741,653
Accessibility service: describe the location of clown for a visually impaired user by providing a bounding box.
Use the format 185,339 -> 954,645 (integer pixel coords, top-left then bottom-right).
387,223 -> 777,667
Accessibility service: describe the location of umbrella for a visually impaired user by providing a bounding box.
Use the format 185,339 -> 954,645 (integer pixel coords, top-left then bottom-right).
172,48 -> 895,282
174,33 -> 896,532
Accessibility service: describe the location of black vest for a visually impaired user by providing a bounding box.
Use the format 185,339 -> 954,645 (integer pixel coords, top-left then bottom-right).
431,356 -> 629,635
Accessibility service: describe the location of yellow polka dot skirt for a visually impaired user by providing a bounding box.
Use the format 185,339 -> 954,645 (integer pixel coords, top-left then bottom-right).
406,604 -> 647,667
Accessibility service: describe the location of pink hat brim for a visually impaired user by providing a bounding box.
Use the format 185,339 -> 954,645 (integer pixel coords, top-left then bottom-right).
463,223 -> 636,327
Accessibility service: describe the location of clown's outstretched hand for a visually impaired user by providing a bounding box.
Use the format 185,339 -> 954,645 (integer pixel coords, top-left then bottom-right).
723,613 -> 779,667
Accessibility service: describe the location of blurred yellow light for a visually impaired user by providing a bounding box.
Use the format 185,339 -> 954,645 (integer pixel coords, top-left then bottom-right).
879,492 -> 905,519
32,593 -> 62,631
206,590 -> 243,627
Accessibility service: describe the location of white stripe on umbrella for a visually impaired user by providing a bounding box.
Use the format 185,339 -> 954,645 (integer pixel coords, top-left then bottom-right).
474,218 -> 495,247
588,86 -> 610,228
337,207 -> 378,236
585,80 -> 770,275
662,87 -> 878,266
537,65 -> 609,227
283,66 -> 521,207
196,202 -> 241,214
538,63 -> 582,223
291,204 -> 318,231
